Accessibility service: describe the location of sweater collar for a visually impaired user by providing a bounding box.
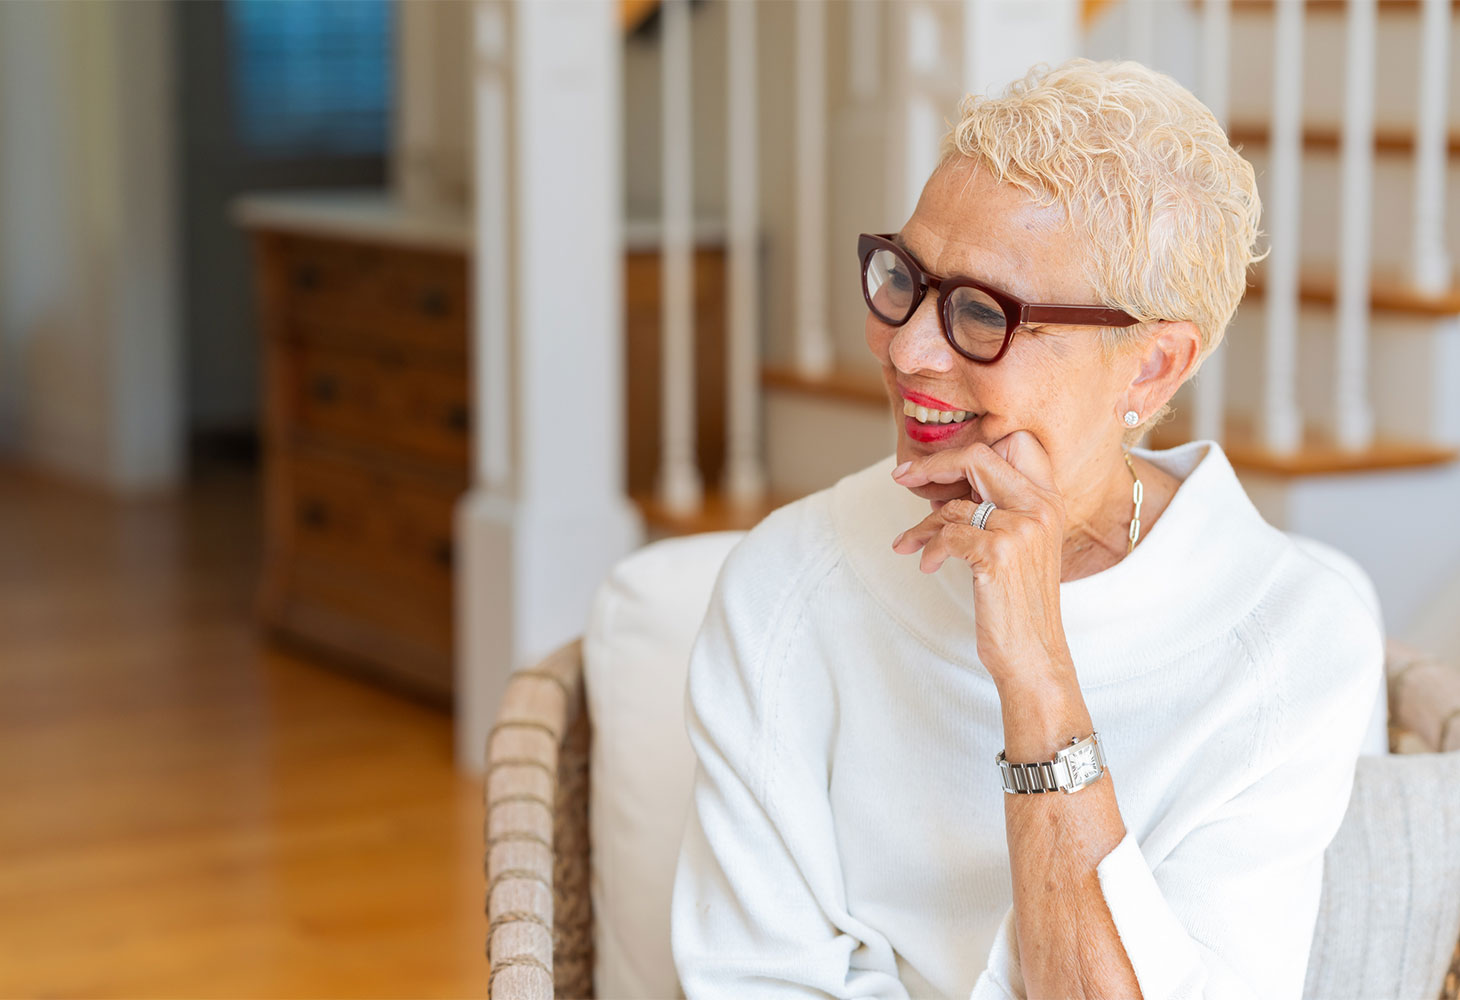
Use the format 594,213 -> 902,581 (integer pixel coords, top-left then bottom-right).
828,439 -> 1287,687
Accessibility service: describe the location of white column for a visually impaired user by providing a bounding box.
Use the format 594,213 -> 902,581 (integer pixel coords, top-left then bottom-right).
457,0 -> 644,773
1192,0 -> 1230,445
1334,0 -> 1376,450
723,0 -> 766,508
1410,0 -> 1452,293
794,0 -> 834,377
655,0 -> 703,513
1260,0 -> 1304,454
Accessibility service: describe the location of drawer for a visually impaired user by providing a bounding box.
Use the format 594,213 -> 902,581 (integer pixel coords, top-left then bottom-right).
293,344 -> 471,466
275,234 -> 469,360
287,449 -> 459,599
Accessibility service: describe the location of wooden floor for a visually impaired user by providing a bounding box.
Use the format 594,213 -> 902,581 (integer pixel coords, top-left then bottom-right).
0,457 -> 486,998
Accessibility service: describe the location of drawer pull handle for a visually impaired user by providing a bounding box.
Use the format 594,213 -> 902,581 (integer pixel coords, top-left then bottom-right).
445,403 -> 469,433
419,288 -> 450,317
300,499 -> 327,528
432,539 -> 453,569
294,265 -> 321,291
310,374 -> 339,402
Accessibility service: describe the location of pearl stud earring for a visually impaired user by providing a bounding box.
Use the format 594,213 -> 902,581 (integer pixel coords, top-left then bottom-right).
1123,410 -> 1140,426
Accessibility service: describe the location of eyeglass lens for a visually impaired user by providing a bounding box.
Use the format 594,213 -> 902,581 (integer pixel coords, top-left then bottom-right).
863,248 -> 1008,361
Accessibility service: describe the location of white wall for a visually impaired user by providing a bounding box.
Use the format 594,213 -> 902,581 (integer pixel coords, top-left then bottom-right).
0,0 -> 181,492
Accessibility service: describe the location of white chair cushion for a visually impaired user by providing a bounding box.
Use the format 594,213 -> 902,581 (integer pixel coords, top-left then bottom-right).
583,530 -> 747,1000
1303,750 -> 1460,999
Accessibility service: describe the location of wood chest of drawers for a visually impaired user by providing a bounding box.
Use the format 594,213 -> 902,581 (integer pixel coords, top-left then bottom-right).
245,224 -> 471,706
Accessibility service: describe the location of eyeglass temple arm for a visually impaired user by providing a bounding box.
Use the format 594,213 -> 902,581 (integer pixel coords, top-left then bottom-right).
1023,304 -> 1143,327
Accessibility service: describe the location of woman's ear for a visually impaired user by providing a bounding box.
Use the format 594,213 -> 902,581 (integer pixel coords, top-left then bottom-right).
1128,320 -> 1201,412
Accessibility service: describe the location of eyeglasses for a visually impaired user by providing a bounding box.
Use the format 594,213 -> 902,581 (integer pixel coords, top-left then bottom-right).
857,232 -> 1145,365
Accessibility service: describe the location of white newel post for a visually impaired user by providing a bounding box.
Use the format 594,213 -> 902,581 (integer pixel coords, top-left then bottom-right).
656,0 -> 703,514
456,0 -> 644,773
1261,0 -> 1304,454
795,0 -> 834,377
1192,0 -> 1230,446
1410,0 -> 1452,293
723,0 -> 766,507
1334,0 -> 1376,450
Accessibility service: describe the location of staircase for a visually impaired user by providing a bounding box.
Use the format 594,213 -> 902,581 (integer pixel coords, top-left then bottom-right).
622,0 -> 1460,651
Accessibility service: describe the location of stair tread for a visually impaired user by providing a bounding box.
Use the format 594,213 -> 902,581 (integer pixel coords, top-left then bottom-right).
1227,122 -> 1460,158
1148,414 -> 1458,475
758,368 -> 1456,476
631,487 -> 799,540
1214,0 -> 1460,10
762,364 -> 889,407
1244,265 -> 1460,316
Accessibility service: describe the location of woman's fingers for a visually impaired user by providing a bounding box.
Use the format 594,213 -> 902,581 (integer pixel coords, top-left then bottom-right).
892,441 -> 1030,510
892,498 -> 1005,555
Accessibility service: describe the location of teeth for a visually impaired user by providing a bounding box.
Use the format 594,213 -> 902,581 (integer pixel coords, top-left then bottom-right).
904,400 -> 974,424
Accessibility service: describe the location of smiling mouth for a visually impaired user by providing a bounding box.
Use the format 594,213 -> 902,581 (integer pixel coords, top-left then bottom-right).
901,399 -> 979,425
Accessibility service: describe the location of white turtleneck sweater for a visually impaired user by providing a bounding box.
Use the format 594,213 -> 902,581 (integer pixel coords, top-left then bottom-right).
670,439 -> 1388,1000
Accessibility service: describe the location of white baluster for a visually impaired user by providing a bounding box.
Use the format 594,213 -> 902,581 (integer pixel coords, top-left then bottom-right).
1334,0 -> 1376,450
848,0 -> 881,104
474,2 -> 510,492
884,0 -> 910,223
724,0 -> 766,507
1261,0 -> 1304,454
1411,0 -> 1452,293
1192,0 -> 1231,446
1125,0 -> 1154,67
904,1 -> 942,221
657,0 -> 702,513
795,0 -> 834,377
961,0 -> 988,103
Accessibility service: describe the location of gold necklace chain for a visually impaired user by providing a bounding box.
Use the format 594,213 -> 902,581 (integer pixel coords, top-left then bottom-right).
1123,450 -> 1144,555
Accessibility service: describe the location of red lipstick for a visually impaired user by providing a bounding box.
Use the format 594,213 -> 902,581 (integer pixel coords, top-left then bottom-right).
900,387 -> 970,412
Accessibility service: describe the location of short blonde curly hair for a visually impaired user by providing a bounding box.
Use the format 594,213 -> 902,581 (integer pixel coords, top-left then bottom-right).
937,57 -> 1268,446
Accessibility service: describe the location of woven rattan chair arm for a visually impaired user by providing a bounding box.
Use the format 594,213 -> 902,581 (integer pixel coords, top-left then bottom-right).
1385,637 -> 1460,754
486,636 -> 588,999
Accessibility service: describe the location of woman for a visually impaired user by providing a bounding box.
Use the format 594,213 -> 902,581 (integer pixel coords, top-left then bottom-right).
670,58 -> 1386,1000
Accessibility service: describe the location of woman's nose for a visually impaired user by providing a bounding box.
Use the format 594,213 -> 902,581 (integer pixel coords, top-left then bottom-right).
887,293 -> 956,374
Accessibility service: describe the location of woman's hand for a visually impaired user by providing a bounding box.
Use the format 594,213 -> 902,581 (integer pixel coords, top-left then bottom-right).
890,431 -> 1072,686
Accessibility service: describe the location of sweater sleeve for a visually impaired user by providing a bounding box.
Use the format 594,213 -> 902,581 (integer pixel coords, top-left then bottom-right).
670,516 -> 911,999
1081,605 -> 1384,1000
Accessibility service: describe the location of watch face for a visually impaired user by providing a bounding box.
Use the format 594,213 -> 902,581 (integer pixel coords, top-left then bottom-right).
1066,743 -> 1101,783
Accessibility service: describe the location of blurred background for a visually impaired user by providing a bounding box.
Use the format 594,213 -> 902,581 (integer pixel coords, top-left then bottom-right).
0,0 -> 1456,995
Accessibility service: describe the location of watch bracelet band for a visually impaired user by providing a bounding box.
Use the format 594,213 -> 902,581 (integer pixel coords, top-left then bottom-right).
997,755 -> 1064,794
995,731 -> 1104,794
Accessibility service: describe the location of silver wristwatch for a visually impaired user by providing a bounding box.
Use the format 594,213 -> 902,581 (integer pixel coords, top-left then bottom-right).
996,731 -> 1106,794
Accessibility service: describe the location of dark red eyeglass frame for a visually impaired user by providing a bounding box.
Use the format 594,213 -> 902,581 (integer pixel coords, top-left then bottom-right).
857,232 -> 1145,365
